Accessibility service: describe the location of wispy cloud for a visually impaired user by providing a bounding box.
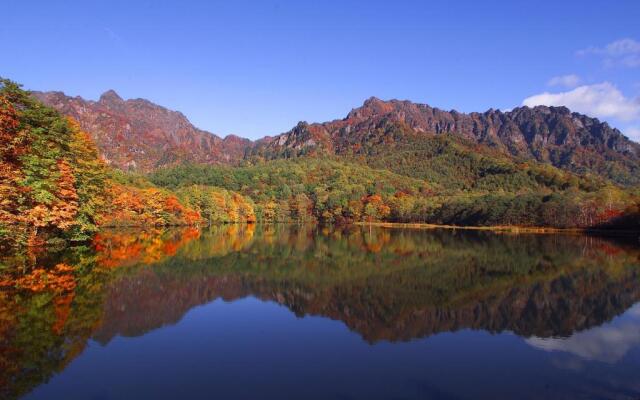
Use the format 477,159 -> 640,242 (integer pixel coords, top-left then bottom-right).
577,38 -> 640,68
547,74 -> 581,88
523,82 -> 640,121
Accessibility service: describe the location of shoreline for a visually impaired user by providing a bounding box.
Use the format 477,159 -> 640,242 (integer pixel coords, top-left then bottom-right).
353,222 -> 640,236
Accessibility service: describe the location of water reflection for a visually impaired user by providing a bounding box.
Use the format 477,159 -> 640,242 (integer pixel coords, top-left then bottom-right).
526,303 -> 640,363
0,225 -> 639,399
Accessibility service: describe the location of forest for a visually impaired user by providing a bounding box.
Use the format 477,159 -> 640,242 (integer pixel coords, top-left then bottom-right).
1,78 -> 639,248
149,159 -> 640,229
0,80 -> 255,247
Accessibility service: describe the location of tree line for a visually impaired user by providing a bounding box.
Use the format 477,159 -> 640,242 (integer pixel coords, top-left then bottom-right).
0,79 -> 256,248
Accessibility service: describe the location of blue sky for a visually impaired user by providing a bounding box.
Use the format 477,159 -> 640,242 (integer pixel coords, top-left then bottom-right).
1,0 -> 639,141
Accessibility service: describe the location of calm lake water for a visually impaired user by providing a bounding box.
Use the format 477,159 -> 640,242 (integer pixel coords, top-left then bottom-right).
1,225 -> 639,400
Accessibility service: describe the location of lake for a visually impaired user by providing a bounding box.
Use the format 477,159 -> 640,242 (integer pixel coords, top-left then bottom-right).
1,225 -> 639,399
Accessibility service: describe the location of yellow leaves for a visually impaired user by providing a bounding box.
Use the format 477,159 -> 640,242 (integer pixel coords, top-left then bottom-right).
26,205 -> 49,228
100,183 -> 203,227
261,200 -> 278,222
230,192 -> 256,223
174,184 -> 256,224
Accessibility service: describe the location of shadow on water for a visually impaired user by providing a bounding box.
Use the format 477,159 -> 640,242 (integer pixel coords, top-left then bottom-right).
0,224 -> 639,399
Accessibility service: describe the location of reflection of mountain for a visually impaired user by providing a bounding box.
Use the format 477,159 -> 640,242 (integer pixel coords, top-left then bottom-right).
1,225 -> 639,399
94,265 -> 640,344
93,226 -> 640,343
93,272 -> 253,343
282,269 -> 640,342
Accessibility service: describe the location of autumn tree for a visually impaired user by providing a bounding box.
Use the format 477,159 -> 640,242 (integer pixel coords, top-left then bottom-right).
363,194 -> 391,222
0,96 -> 29,240
0,78 -> 108,245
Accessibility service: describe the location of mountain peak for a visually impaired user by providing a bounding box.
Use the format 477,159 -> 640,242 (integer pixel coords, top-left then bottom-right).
34,89 -> 640,185
99,89 -> 123,103
259,97 -> 640,186
35,90 -> 250,171
363,96 -> 383,105
347,96 -> 397,120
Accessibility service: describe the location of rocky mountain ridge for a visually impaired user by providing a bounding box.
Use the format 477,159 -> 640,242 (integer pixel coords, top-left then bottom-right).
33,90 -> 250,171
252,97 -> 640,185
35,91 -> 640,185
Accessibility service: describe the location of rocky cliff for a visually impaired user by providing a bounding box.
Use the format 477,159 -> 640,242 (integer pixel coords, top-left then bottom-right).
35,91 -> 640,185
252,97 -> 640,185
33,90 -> 251,171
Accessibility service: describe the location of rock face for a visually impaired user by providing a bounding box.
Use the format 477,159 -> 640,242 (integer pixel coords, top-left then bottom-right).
33,90 -> 251,171
252,97 -> 640,185
35,91 -> 640,184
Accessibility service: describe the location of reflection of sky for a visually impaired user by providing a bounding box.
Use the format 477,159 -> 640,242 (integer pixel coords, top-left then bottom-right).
526,303 -> 640,363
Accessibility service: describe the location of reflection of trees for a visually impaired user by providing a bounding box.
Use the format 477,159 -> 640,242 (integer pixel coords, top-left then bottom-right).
0,225 -> 639,399
94,226 -> 640,344
0,224 -> 256,399
92,227 -> 202,268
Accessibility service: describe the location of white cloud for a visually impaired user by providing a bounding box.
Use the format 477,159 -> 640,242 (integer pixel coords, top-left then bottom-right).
577,38 -> 640,68
547,74 -> 581,88
522,82 -> 640,122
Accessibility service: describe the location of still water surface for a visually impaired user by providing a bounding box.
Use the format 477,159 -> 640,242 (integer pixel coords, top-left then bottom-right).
1,225 -> 639,399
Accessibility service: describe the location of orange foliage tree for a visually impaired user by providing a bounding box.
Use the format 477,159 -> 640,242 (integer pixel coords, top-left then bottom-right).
362,194 -> 391,222
0,96 -> 30,237
99,184 -> 203,227
0,79 -> 109,246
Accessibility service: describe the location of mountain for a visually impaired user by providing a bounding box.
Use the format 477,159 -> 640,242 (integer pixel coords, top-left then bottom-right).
4,78 -> 637,245
250,97 -> 640,186
33,90 -> 250,171
34,90 -> 640,186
